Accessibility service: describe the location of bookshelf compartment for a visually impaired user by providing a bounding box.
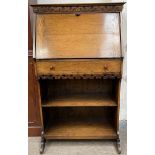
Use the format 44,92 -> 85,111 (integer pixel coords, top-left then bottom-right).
40,79 -> 118,107
43,107 -> 117,139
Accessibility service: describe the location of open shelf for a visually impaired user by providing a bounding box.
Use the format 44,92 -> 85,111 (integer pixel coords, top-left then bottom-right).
44,119 -> 117,139
43,107 -> 117,139
41,79 -> 118,139
42,93 -> 117,107
40,79 -> 118,107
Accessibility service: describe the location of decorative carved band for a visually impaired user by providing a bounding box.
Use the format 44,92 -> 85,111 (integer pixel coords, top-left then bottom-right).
38,74 -> 121,80
33,5 -> 123,14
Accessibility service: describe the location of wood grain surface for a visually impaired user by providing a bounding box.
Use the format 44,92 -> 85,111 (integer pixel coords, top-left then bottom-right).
36,59 -> 122,75
43,107 -> 117,139
28,57 -> 41,136
36,13 -> 121,59
44,120 -> 117,139
42,94 -> 117,107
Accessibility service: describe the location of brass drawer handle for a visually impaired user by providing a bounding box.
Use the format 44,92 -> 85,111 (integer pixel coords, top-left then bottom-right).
104,64 -> 109,71
50,66 -> 55,71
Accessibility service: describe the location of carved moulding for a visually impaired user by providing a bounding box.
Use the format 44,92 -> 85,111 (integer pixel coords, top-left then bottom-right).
38,73 -> 121,80
32,5 -> 124,14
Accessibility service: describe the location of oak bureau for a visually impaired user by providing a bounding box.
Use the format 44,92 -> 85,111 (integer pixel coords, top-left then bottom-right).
31,0 -> 125,154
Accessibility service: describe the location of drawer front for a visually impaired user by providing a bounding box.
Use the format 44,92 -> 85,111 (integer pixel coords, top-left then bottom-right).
36,59 -> 122,76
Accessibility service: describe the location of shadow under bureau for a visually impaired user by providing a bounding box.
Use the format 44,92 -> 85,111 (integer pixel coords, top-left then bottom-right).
31,0 -> 125,154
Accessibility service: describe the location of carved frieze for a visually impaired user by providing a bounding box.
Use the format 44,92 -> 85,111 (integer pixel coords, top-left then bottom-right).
38,74 -> 121,80
33,5 -> 123,14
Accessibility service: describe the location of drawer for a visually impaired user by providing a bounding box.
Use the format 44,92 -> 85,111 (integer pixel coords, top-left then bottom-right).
36,59 -> 122,76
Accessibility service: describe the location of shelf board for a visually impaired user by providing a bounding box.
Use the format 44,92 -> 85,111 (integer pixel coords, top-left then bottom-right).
42,94 -> 117,107
44,119 -> 117,139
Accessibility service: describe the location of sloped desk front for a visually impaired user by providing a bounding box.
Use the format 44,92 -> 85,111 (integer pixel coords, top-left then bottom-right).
35,13 -> 121,59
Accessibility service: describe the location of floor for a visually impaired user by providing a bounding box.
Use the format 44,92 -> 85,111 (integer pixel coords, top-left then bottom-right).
29,121 -> 127,155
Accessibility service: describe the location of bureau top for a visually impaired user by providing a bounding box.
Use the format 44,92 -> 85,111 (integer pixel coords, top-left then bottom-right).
30,0 -> 125,5
31,0 -> 125,59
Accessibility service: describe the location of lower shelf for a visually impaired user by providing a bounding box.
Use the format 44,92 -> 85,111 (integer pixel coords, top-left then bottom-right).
42,94 -> 117,107
44,119 -> 117,140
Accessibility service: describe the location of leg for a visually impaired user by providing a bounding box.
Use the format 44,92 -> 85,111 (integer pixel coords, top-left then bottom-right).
40,131 -> 45,154
116,138 -> 121,154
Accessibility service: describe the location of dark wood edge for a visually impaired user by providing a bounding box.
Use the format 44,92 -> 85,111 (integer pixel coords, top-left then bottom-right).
28,126 -> 41,137
116,79 -> 121,132
34,62 -> 44,129
30,2 -> 126,7
35,58 -> 124,61
31,3 -> 125,14
28,50 -> 33,57
33,13 -> 36,58
44,136 -> 118,140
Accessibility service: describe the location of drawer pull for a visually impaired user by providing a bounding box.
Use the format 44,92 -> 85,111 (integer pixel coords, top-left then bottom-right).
50,66 -> 55,71
104,64 -> 108,71
75,13 -> 80,16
